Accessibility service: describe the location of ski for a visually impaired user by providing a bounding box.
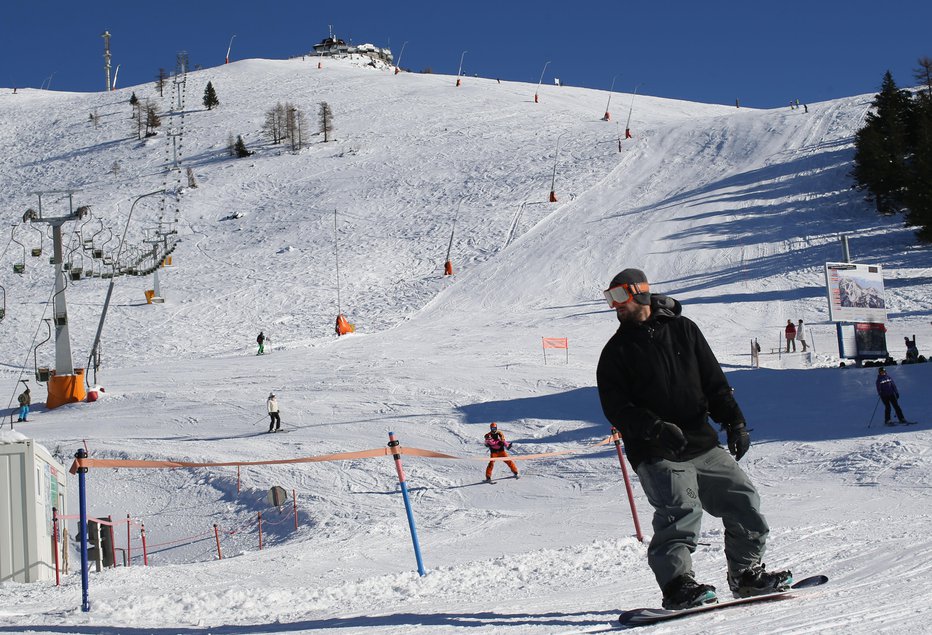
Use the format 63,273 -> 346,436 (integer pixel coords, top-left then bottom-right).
616,574 -> 828,628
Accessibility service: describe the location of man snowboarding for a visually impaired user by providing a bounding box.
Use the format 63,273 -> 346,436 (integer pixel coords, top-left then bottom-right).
484,423 -> 519,482
876,367 -> 907,425
597,268 -> 791,611
256,331 -> 265,355
267,393 -> 281,432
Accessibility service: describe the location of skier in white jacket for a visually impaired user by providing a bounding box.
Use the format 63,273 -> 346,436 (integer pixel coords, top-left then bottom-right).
267,393 -> 281,432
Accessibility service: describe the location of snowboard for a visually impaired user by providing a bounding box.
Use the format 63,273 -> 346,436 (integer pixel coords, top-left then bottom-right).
616,574 -> 828,628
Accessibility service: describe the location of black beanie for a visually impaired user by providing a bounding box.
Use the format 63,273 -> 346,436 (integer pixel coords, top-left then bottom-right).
609,268 -> 651,305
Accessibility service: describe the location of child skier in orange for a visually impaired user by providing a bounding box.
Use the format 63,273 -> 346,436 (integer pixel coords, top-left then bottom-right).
484,422 -> 519,482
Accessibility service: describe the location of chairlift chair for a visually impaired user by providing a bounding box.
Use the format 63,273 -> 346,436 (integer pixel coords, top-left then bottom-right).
11,226 -> 26,273
87,219 -> 105,257
31,225 -> 43,257
34,319 -> 52,382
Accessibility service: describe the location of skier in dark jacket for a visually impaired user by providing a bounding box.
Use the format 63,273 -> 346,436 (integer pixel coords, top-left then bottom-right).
256,331 -> 265,355
876,367 -> 907,425
597,268 -> 791,610
17,387 -> 31,422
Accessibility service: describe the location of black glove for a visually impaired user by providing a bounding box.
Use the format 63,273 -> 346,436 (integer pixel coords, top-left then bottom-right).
725,422 -> 750,461
646,420 -> 687,456
507,443 -> 513,450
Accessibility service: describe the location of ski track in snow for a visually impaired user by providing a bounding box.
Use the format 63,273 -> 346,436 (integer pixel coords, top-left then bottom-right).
1,56 -> 932,634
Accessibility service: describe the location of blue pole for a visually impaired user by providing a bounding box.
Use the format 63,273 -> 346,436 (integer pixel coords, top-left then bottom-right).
387,432 -> 426,576
75,449 -> 90,612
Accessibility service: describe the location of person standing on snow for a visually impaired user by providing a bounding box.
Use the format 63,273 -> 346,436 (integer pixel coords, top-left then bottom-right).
484,422 -> 519,482
784,320 -> 797,352
17,386 -> 31,422
257,331 -> 265,355
597,268 -> 791,611
267,393 -> 281,432
904,336 -> 919,362
876,368 -> 907,425
796,320 -> 808,352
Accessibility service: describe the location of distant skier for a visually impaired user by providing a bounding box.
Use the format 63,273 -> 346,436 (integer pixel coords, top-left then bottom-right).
267,393 -> 281,432
257,331 -> 265,355
876,368 -> 907,425
484,422 -> 519,482
904,336 -> 919,362
796,319 -> 808,352
784,320 -> 797,352
17,386 -> 31,422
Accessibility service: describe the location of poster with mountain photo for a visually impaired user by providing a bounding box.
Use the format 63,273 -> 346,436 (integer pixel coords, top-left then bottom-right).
824,262 -> 887,323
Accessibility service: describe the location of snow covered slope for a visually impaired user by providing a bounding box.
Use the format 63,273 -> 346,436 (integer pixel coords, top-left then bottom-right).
1,57 -> 931,634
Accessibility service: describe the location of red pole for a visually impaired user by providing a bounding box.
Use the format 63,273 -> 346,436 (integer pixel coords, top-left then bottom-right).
258,512 -> 263,550
214,524 -> 223,560
141,524 -> 148,566
292,489 -> 298,530
52,507 -> 61,586
107,515 -> 116,568
126,514 -> 131,566
612,430 -> 644,542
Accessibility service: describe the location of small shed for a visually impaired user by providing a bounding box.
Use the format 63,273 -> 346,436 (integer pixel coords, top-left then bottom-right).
0,435 -> 68,583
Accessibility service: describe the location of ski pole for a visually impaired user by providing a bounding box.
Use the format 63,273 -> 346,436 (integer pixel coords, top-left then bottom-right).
867,395 -> 881,428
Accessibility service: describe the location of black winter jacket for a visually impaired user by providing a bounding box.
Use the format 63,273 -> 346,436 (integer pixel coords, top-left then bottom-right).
596,294 -> 745,470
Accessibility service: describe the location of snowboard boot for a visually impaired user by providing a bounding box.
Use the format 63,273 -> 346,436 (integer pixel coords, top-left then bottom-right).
661,573 -> 717,610
484,477 -> 492,483
513,473 -> 520,479
728,563 -> 793,598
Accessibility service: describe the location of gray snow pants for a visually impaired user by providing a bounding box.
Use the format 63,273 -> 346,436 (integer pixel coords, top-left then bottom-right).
634,446 -> 770,589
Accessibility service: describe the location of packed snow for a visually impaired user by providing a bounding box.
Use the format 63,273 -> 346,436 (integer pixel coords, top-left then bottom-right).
1,55 -> 931,634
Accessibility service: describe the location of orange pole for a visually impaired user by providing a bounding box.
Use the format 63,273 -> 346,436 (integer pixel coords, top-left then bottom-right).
141,524 -> 148,566
214,524 -> 222,559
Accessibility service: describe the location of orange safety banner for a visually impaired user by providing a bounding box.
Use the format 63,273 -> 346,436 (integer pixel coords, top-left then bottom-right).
69,436 -> 615,473
542,337 -> 568,349
70,447 -> 393,474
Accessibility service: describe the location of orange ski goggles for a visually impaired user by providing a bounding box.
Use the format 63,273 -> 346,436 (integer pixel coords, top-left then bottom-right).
603,281 -> 649,308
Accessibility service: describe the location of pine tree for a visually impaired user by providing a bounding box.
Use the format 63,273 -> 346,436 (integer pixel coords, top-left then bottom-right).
915,57 -> 932,99
155,69 -> 168,97
234,135 -> 251,158
319,102 -> 333,142
203,81 -> 219,110
129,92 -> 138,107
903,94 -> 932,240
852,71 -> 912,214
145,101 -> 162,137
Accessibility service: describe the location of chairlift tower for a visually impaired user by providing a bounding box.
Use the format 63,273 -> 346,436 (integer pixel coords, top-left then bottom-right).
142,231 -> 165,303
101,31 -> 112,92
23,191 -> 91,408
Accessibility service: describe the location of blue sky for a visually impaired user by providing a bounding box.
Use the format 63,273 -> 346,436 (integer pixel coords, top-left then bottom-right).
2,1 -> 930,108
